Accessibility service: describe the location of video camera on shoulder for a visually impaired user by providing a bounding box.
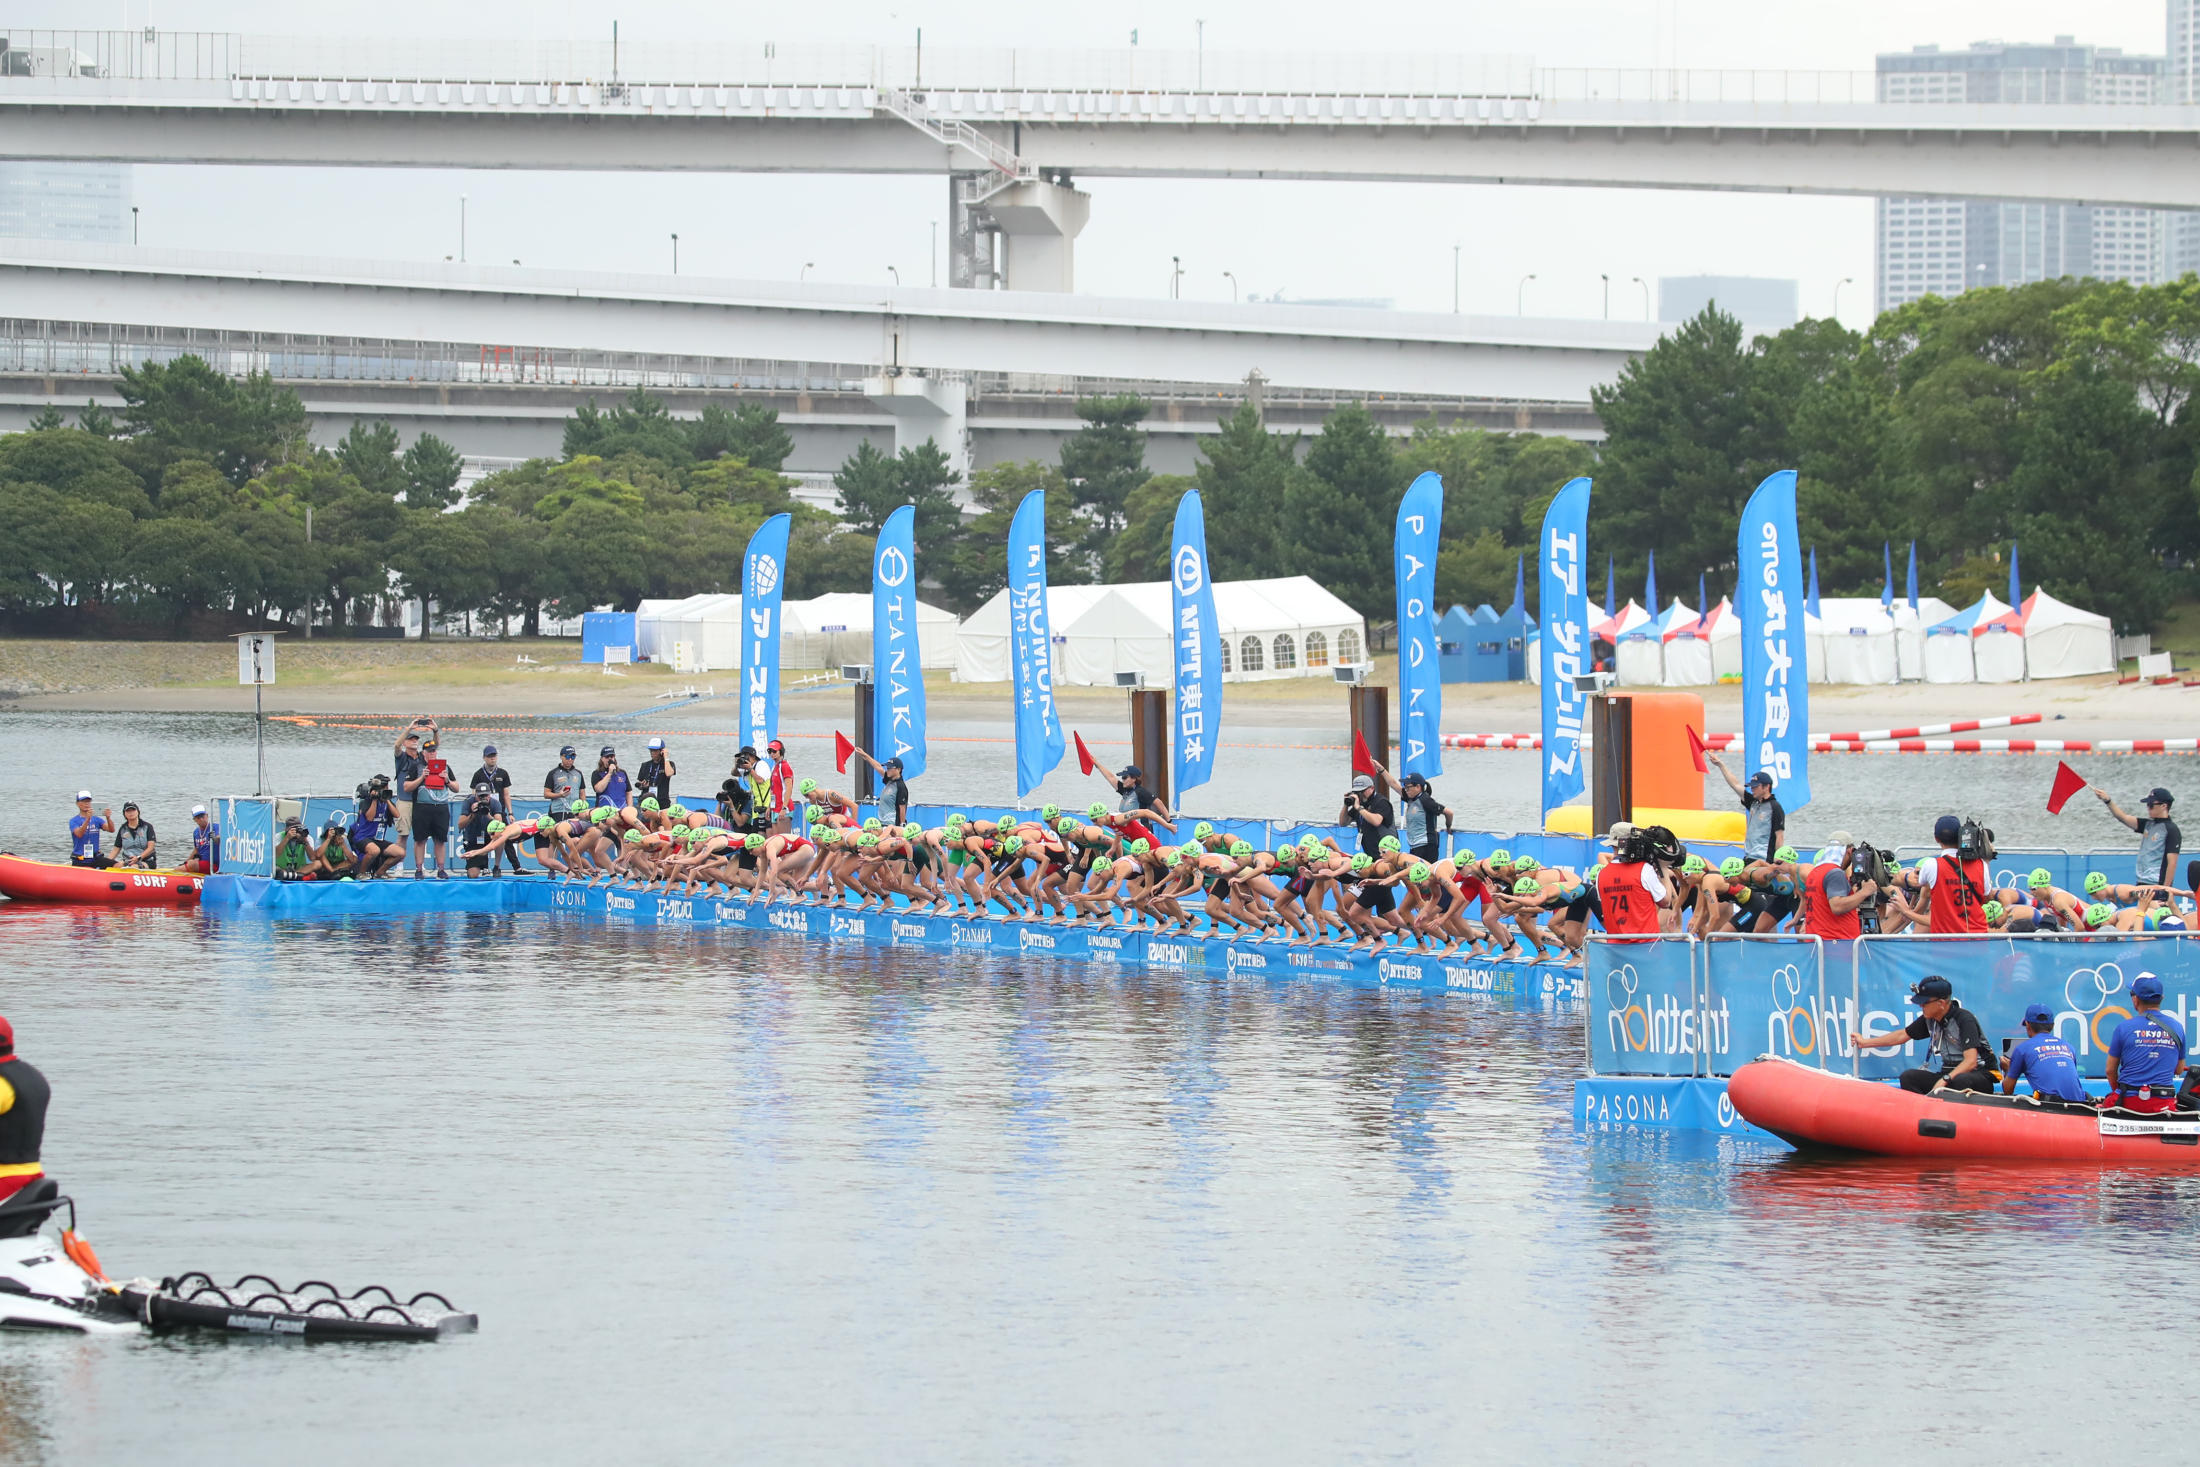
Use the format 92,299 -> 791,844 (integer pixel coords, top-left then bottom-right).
1620,824 -> 1685,868
1850,841 -> 1894,892
1959,817 -> 1996,864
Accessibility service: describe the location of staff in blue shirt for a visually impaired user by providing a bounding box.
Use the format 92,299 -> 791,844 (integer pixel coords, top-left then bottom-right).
2002,1003 -> 2089,1102
2105,973 -> 2188,1113
67,791 -> 114,868
182,805 -> 221,875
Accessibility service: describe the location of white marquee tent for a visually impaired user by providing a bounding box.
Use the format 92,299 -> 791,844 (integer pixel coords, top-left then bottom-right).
1616,600 -> 1696,687
2013,589 -> 2116,678
1661,598 -> 1730,686
1815,598 -> 1898,686
633,598 -> 687,662
1892,597 -> 1959,681
1922,592 -> 2013,685
954,576 -> 1368,685
652,593 -> 744,671
781,593 -> 961,671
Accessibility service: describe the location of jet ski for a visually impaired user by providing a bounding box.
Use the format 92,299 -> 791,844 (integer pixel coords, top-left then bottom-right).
0,1182 -> 476,1340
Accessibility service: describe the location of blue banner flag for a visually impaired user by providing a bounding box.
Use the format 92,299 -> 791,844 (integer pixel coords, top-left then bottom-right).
740,512 -> 792,751
1007,489 -> 1064,798
1698,572 -> 1707,618
1538,476 -> 1593,820
1169,489 -> 1221,797
870,504 -> 928,778
1806,546 -> 1821,618
1508,555 -> 1525,618
1394,471 -> 1445,778
1881,542 -> 1894,611
1645,549 -> 1658,613
1906,540 -> 1919,610
2009,541 -> 2021,606
1740,471 -> 1810,813
1604,557 -> 1615,619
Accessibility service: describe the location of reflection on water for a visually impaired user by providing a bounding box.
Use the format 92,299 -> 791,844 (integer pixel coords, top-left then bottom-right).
0,914 -> 2192,1457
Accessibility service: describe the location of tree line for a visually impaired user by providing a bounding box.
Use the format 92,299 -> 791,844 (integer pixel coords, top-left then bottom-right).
0,273 -> 2189,636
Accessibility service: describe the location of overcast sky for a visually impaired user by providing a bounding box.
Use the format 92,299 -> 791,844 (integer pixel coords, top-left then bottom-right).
24,0 -> 2181,323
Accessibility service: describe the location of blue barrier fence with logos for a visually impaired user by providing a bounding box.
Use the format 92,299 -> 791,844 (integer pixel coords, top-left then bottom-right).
1588,931 -> 2200,1082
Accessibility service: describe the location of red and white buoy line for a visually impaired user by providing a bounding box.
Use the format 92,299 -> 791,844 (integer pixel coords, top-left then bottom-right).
1441,714 -> 2196,754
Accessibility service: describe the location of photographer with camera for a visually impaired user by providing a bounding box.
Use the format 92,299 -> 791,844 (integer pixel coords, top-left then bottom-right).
1796,832 -> 1879,942
1915,814 -> 1992,934
1340,774 -> 1399,924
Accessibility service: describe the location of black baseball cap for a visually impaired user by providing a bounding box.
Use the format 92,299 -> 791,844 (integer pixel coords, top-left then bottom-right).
1401,771 -> 1428,788
1749,770 -> 1774,788
2147,788 -> 2174,808
1118,765 -> 1142,780
883,755 -> 903,769
560,745 -> 577,759
1934,815 -> 1961,843
1910,976 -> 1953,1003
482,744 -> 498,757
601,745 -> 617,757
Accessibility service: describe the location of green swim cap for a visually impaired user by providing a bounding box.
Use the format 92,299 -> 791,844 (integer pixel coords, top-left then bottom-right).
1040,803 -> 1060,822
859,832 -> 880,848
1774,845 -> 1798,864
1514,875 -> 1540,894
744,833 -> 765,850
2154,906 -> 2174,921
903,823 -> 923,839
1983,900 -> 2005,923
1163,848 -> 1183,868
1087,802 -> 1108,820
488,820 -> 506,834
1489,848 -> 1513,868
1053,817 -> 1076,835
622,829 -> 643,844
1407,862 -> 1431,884
2030,867 -> 2053,890
569,798 -> 589,814
2086,872 -> 2109,895
668,804 -> 687,818
801,804 -> 822,824
1229,839 -> 1253,857
590,806 -> 613,823
2086,902 -> 2114,926
862,816 -> 882,831
1513,855 -> 1540,874
1350,854 -> 1373,873
1277,845 -> 1299,866
1001,834 -> 1024,855
1130,838 -> 1151,855
1682,855 -> 1708,876
1299,836 -> 1323,854
1193,821 -> 1215,841
640,797 -> 661,812
1379,836 -> 1402,854
1719,857 -> 1745,878
799,778 -> 818,796
1454,848 -> 1476,866
947,812 -> 967,827
1916,858 -> 1935,875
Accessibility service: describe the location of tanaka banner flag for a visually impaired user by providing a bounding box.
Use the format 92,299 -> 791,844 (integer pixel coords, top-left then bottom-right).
1169,489 -> 1222,797
1008,489 -> 1064,798
1538,476 -> 1593,820
740,512 -> 792,752
870,503 -> 928,778
1394,470 -> 1445,779
1740,470 -> 1811,813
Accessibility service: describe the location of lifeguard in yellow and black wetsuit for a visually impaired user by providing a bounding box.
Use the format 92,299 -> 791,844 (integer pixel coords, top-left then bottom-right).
0,1016 -> 51,1211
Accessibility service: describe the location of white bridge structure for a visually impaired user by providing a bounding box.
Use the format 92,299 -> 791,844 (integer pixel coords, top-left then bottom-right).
8,29 -> 2200,291
0,242 -> 1638,483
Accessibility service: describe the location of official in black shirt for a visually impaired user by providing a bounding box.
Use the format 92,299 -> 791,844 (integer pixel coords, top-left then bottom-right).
1112,764 -> 1176,832
846,744 -> 913,827
636,737 -> 677,807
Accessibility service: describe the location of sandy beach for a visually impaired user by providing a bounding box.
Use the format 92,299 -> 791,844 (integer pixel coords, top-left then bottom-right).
0,637 -> 2188,741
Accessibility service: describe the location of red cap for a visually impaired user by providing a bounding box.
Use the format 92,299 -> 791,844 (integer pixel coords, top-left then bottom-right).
0,1016 -> 13,1056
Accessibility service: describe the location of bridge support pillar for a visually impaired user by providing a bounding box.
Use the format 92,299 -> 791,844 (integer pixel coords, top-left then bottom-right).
861,372 -> 972,501
950,174 -> 1090,294
988,180 -> 1090,293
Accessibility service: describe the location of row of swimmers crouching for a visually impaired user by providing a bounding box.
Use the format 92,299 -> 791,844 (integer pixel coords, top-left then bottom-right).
448,787 -> 1613,963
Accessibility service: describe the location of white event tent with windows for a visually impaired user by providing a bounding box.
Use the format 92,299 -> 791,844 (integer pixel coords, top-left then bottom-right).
780,592 -> 962,671
953,576 -> 1367,685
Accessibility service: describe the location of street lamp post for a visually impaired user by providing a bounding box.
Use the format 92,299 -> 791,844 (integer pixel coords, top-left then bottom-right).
1196,20 -> 1205,89
671,232 -> 679,274
800,262 -> 815,281
1516,273 -> 1537,315
459,193 -> 467,264
1601,273 -> 1610,319
131,206 -> 138,245
887,265 -> 900,286
1631,276 -> 1650,320
1222,270 -> 1238,302
1833,276 -> 1855,319
1171,255 -> 1183,299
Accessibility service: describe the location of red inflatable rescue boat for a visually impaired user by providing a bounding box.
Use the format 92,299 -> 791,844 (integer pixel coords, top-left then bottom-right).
0,854 -> 200,906
1728,1057 -> 2200,1164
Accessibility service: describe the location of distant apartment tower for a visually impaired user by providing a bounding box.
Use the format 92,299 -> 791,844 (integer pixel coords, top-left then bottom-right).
1875,38 -> 2165,313
2170,1 -> 2200,274
1657,275 -> 1799,330
0,162 -> 132,243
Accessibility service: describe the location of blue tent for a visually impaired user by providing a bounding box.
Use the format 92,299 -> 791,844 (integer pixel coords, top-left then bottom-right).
582,611 -> 638,664
1437,604 -> 1477,683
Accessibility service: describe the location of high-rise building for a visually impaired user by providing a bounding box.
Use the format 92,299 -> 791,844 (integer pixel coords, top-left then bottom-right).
1657,275 -> 1799,329
1875,38 -> 2166,313
2169,2 -> 2200,275
0,162 -> 132,244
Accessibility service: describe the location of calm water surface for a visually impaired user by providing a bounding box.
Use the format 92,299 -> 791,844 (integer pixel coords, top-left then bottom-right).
0,714 -> 2192,1463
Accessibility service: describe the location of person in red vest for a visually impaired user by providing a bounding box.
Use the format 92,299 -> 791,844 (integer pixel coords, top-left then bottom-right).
0,1017 -> 50,1213
1916,815 -> 1989,934
1798,832 -> 1879,942
1596,825 -> 1671,939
